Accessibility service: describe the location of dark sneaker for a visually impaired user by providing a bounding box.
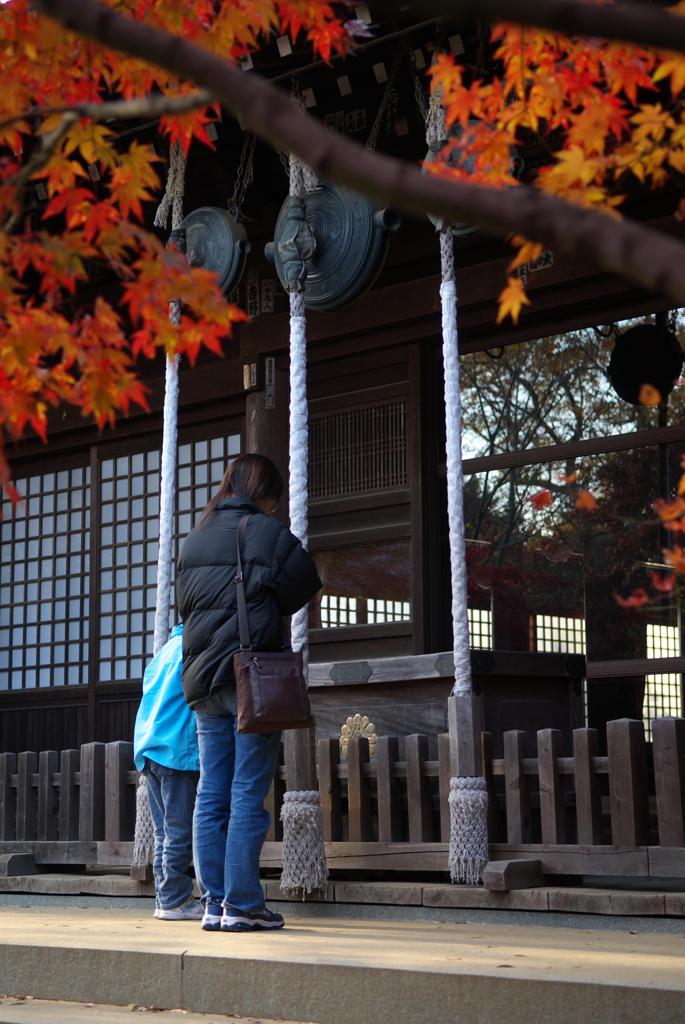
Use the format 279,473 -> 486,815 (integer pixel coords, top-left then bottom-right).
201,904 -> 223,931
221,905 -> 285,932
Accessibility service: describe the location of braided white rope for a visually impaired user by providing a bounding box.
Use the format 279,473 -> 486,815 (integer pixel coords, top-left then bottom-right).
288,149 -> 312,672
153,348 -> 180,654
440,230 -> 472,697
133,141 -> 186,872
281,145 -> 328,896
289,290 -> 309,669
433,137 -> 488,884
152,141 -> 186,656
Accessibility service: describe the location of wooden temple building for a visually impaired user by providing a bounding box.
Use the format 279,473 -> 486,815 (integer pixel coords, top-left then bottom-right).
2,3 -> 685,888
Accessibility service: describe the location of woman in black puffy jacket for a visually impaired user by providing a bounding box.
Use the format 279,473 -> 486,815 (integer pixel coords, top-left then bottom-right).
177,454 -> 321,933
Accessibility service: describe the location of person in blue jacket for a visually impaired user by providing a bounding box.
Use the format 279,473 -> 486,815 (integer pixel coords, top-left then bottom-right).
134,624 -> 201,920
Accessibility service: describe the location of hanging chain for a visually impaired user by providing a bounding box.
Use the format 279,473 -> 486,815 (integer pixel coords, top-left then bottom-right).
425,67 -> 447,154
226,132 -> 256,218
411,55 -> 430,125
366,43 -> 407,151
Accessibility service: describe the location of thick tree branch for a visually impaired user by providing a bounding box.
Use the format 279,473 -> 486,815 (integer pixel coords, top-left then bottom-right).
0,90 -> 213,137
36,0 -> 685,305
457,0 -> 685,58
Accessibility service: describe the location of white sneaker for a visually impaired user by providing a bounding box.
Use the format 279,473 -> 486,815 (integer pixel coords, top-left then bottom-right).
157,897 -> 203,921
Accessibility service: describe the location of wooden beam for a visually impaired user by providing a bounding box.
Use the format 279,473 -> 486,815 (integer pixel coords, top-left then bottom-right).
573,728 -> 602,846
652,718 -> 685,848
482,859 -> 544,892
607,719 -> 649,847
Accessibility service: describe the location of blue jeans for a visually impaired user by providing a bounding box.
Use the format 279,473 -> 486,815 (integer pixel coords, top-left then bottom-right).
143,759 -> 199,911
193,710 -> 281,913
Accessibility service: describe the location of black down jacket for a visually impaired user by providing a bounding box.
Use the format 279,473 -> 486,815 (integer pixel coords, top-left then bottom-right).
176,496 -> 322,708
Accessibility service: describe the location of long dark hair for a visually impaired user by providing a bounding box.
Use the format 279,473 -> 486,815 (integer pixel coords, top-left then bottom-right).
199,453 -> 283,525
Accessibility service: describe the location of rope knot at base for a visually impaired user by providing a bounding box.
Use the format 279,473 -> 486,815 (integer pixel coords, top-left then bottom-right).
448,776 -> 489,886
280,789 -> 328,897
132,773 -> 156,869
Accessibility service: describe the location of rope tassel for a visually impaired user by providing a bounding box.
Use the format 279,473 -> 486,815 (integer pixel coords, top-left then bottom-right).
449,777 -> 489,885
280,791 -> 328,894
439,228 -> 489,884
132,140 -> 186,874
279,143 -> 328,897
132,772 -> 156,869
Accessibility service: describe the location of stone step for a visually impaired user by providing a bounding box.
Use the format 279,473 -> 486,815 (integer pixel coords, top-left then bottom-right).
0,997 -> 299,1024
1,906 -> 685,1024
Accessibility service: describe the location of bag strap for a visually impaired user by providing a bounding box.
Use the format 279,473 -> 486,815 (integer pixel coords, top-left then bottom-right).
235,515 -> 252,651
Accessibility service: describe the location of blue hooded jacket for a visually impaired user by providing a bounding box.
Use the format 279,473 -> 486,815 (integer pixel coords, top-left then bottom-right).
133,624 -> 199,772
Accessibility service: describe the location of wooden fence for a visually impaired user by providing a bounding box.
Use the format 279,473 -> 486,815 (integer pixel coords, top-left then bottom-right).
2,718 -> 685,882
0,741 -> 137,869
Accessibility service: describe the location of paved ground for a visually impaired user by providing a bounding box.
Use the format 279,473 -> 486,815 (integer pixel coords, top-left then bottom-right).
1,906 -> 685,1023
0,997 -> 310,1024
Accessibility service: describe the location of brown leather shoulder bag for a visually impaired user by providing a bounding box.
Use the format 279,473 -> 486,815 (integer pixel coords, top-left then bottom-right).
233,515 -> 315,734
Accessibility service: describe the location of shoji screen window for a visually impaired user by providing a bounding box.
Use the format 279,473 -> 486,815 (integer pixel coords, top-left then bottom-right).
535,614 -> 586,655
98,432 -> 241,684
644,623 -> 682,737
99,450 -> 160,683
175,434 -> 241,539
468,608 -> 493,650
0,465 -> 91,690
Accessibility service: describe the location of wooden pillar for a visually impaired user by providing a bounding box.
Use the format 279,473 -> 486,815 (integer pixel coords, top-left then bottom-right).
244,356 -> 289,518
448,692 -> 484,778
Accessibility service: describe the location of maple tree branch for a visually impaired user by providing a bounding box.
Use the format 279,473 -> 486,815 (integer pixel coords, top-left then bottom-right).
0,90 -> 213,137
36,0 -> 685,305
4,113 -> 77,232
455,0 -> 685,57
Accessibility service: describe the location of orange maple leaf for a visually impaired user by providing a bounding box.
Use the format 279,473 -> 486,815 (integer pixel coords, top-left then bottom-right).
614,588 -> 650,608
651,571 -> 676,593
575,490 -> 597,512
638,383 -> 662,405
496,276 -> 531,325
528,489 -> 553,511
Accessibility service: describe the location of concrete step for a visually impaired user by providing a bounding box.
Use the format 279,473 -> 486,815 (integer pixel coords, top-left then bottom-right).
0,997 -> 302,1024
1,907 -> 685,1024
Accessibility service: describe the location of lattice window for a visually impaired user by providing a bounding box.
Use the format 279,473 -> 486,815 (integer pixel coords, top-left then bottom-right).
321,595 -> 358,628
0,466 -> 91,690
535,614 -> 586,654
468,608 -> 493,649
98,433 -> 240,684
309,400 -> 407,499
535,613 -> 587,721
98,450 -> 160,683
367,599 -> 411,624
175,434 -> 241,543
644,623 -> 681,739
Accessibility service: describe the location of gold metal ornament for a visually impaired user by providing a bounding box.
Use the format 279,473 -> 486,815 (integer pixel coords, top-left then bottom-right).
339,713 -> 377,759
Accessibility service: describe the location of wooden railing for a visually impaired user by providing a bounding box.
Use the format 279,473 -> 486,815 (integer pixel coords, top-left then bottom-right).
2,718 -> 685,882
0,741 -> 137,868
479,717 -> 685,880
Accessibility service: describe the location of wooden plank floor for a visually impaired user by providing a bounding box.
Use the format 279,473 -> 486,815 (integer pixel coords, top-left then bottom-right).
1,873 -> 685,917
